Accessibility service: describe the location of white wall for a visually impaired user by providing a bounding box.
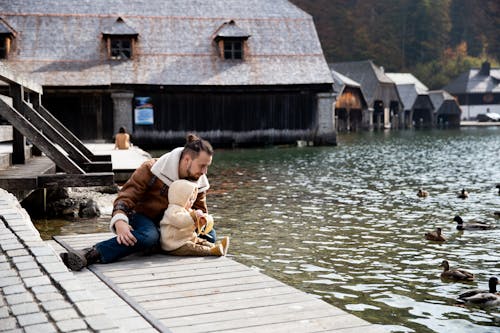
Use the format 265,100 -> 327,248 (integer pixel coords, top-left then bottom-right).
460,104 -> 500,120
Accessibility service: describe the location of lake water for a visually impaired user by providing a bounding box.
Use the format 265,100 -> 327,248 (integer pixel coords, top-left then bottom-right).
34,127 -> 500,332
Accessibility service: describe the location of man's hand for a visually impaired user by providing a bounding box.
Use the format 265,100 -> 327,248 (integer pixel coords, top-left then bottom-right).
115,220 -> 137,246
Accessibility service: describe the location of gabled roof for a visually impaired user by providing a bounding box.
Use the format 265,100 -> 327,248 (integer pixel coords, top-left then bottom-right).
428,90 -> 461,115
444,62 -> 500,94
102,17 -> 138,37
0,0 -> 333,87
330,60 -> 401,106
214,20 -> 250,40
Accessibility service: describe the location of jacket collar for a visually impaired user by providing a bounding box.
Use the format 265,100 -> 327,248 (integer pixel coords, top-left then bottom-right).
150,147 -> 210,192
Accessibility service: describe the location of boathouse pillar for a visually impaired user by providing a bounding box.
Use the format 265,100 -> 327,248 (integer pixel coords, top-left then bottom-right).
111,92 -> 134,135
315,92 -> 336,145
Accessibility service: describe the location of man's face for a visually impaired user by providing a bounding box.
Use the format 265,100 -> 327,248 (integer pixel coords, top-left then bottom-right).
184,151 -> 212,181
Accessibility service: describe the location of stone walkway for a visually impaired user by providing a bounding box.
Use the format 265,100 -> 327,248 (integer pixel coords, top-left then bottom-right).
0,188 -> 121,332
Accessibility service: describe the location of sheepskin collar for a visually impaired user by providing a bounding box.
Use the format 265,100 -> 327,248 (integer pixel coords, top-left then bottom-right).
150,147 -> 210,192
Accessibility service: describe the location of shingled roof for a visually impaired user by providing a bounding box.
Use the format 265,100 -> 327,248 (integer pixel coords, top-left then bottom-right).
0,0 -> 333,87
444,61 -> 500,94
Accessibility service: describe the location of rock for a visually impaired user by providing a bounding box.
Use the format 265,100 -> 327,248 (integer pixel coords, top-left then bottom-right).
46,198 -> 79,218
79,199 -> 101,218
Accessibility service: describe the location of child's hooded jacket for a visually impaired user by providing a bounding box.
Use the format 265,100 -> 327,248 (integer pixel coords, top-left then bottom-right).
160,179 -> 199,251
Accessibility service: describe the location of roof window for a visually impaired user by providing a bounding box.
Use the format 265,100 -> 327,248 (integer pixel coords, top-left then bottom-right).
213,20 -> 250,60
102,17 -> 138,60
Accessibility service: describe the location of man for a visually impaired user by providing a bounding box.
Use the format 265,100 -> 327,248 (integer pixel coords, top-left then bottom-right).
61,133 -> 214,271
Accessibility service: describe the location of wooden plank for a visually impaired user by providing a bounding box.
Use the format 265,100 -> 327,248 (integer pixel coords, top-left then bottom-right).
133,281 -> 282,303
53,233 -> 386,333
166,302 -> 344,333
0,156 -> 55,191
37,172 -> 115,188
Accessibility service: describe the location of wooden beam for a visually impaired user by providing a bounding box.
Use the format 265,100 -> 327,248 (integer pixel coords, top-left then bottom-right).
32,96 -> 111,162
0,96 -> 84,174
37,172 -> 115,188
82,162 -> 113,173
21,100 -> 92,165
11,83 -> 26,164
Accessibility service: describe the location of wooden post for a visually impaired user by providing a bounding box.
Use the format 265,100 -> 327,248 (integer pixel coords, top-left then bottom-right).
11,83 -> 26,164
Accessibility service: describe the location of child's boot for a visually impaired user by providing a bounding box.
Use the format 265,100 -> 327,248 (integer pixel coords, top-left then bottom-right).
209,243 -> 224,256
218,236 -> 230,256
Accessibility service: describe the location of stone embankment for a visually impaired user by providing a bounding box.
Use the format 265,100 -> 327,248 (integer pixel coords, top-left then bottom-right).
0,188 -> 120,332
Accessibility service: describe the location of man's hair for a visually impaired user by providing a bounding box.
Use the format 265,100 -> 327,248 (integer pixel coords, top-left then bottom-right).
181,133 -> 213,159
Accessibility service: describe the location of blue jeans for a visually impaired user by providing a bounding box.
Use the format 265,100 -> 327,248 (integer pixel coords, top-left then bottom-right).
95,213 -> 216,264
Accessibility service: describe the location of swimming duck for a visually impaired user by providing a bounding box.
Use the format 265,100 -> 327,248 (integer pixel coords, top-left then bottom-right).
439,260 -> 475,281
457,188 -> 469,199
417,188 -> 429,197
453,215 -> 495,230
494,211 -> 500,218
425,227 -> 446,241
458,277 -> 499,306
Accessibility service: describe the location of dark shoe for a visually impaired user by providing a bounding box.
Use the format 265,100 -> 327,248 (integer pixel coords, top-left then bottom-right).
60,246 -> 100,271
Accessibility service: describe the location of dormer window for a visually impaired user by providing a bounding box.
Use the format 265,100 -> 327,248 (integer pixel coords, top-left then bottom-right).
0,18 -> 15,59
224,40 -> 242,60
213,20 -> 250,60
110,38 -> 132,59
102,17 -> 138,60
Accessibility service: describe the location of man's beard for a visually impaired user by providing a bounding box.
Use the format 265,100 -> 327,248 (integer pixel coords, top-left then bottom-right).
185,162 -> 200,181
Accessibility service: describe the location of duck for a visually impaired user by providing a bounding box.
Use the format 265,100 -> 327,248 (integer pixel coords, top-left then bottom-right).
424,227 -> 446,241
457,188 -> 469,199
453,215 -> 495,230
417,188 -> 429,197
494,211 -> 500,218
439,260 -> 475,281
458,276 -> 499,306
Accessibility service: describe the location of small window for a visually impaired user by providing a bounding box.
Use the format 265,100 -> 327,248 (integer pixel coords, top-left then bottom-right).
224,40 -> 242,60
110,38 -> 132,60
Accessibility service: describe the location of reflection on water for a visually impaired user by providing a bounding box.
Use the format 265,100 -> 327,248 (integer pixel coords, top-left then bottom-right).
36,128 -> 500,332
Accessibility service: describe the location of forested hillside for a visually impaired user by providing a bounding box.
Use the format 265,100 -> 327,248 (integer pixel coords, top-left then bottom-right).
290,0 -> 499,89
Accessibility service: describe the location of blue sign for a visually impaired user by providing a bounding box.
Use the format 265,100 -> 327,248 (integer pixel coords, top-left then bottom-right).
134,97 -> 154,125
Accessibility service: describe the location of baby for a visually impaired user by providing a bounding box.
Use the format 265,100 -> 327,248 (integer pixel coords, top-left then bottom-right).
160,179 -> 229,256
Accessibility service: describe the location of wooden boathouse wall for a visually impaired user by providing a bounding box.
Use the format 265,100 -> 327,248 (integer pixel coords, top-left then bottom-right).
42,84 -> 331,148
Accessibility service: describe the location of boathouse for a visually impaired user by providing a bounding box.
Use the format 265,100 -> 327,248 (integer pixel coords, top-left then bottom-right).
0,0 -> 335,148
386,73 -> 434,129
428,90 -> 461,127
330,60 -> 402,130
444,61 -> 500,120
331,70 -> 368,131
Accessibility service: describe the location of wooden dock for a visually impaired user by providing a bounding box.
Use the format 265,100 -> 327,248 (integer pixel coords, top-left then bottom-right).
50,233 -> 387,333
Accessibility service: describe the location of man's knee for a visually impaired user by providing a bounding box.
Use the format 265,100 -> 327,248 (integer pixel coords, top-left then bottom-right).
136,229 -> 160,248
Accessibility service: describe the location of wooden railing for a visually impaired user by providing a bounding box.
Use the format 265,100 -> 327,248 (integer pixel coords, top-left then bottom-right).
0,62 -> 114,189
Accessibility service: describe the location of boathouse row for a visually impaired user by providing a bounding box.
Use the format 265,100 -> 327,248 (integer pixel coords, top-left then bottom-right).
0,0 -> 336,148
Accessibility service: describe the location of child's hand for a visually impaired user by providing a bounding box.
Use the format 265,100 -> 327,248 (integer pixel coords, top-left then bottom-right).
198,215 -> 207,227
